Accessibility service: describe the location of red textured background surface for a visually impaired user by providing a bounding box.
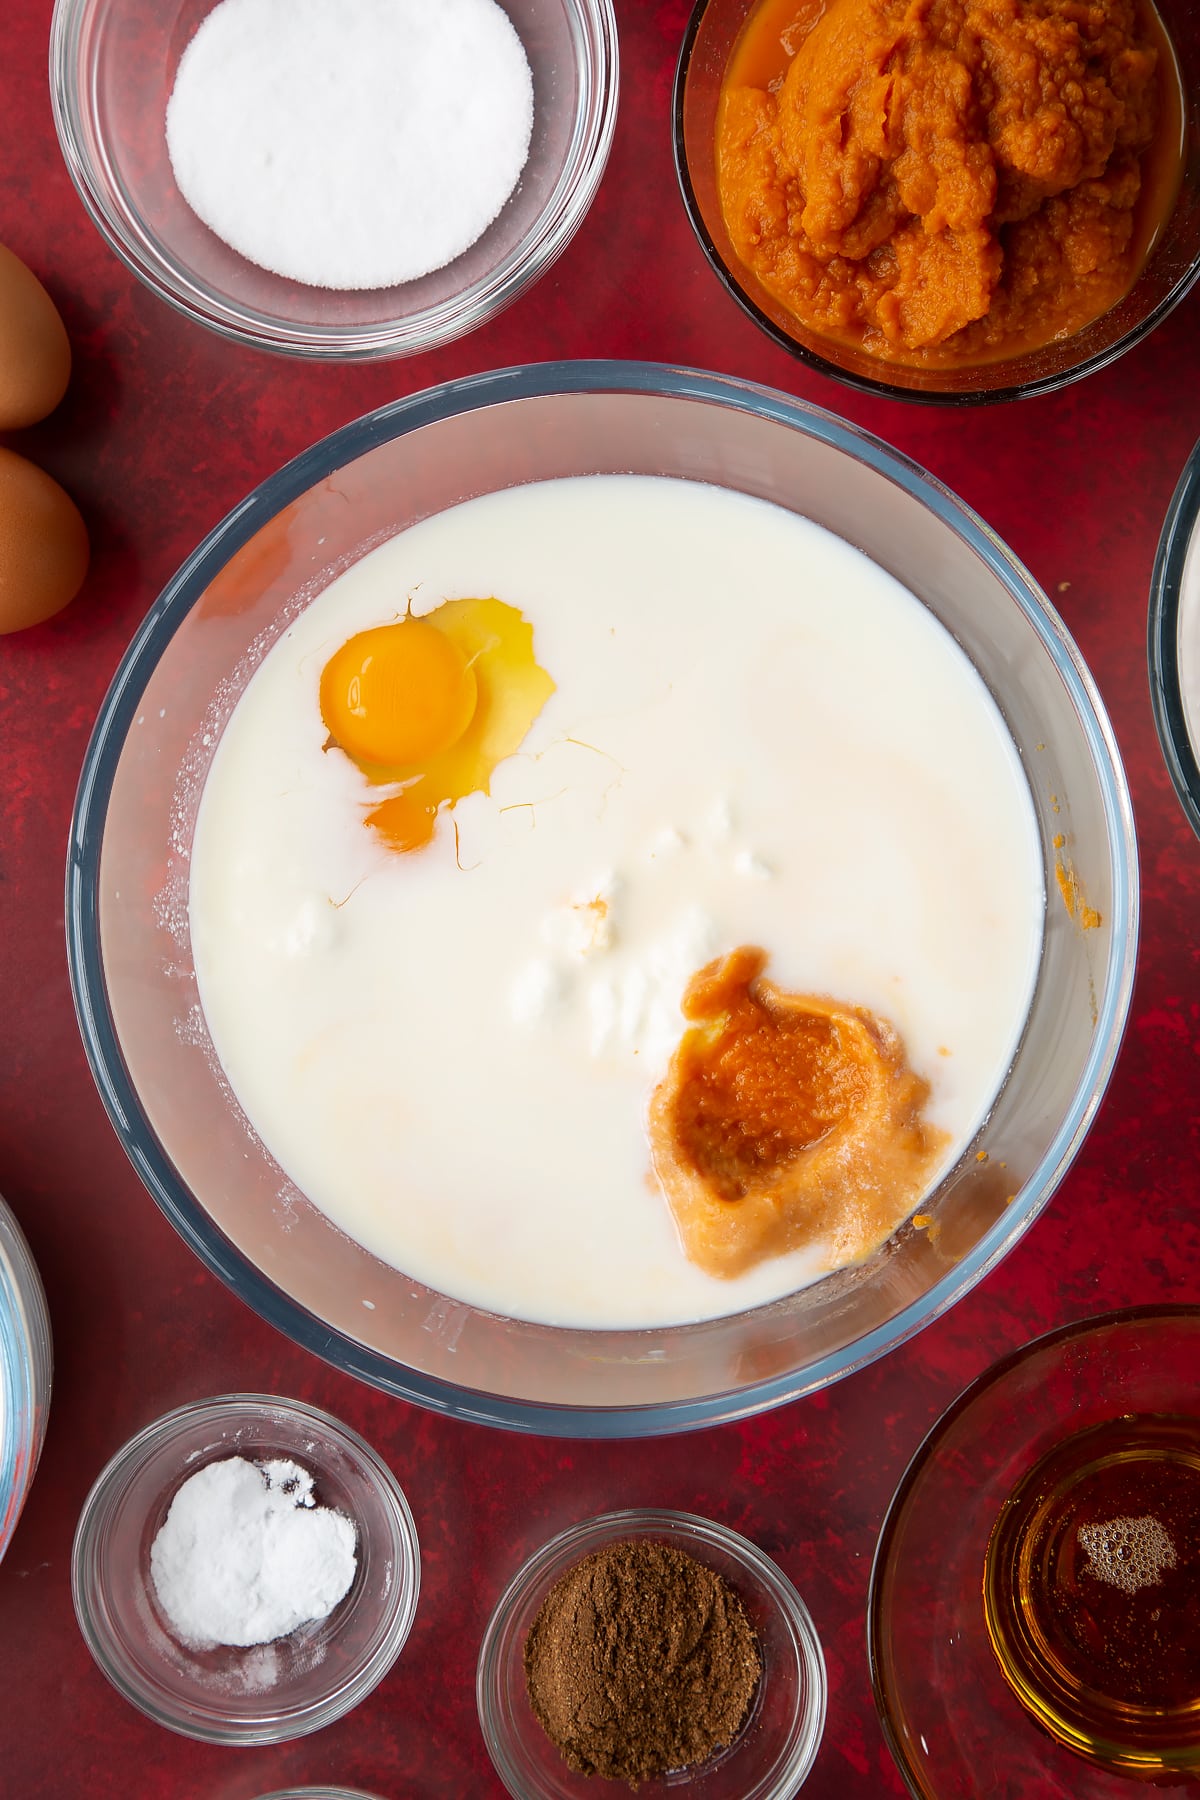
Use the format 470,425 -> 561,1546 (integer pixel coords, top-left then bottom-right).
2,3 -> 1200,1797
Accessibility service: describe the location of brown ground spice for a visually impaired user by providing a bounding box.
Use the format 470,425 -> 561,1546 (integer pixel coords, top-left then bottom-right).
522,1538 -> 762,1787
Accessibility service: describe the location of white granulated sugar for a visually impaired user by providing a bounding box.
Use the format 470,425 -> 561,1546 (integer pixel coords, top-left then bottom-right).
149,1455 -> 357,1650
165,0 -> 534,290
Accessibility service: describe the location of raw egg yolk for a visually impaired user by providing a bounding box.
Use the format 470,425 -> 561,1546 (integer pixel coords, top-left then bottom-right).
319,596 -> 556,856
320,618 -> 477,767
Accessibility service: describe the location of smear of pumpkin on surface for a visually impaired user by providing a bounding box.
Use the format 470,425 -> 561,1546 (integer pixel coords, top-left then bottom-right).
1055,858 -> 1103,931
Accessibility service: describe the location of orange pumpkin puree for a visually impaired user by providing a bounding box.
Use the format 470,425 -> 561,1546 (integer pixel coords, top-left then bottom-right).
648,946 -> 949,1279
716,0 -> 1181,366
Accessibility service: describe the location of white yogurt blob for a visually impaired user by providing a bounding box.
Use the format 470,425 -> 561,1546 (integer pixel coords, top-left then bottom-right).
189,475 -> 1044,1328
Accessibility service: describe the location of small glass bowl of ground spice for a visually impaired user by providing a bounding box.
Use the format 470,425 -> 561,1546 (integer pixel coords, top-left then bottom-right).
71,1394 -> 420,1742
477,1508 -> 826,1798
675,0 -> 1200,404
50,0 -> 618,358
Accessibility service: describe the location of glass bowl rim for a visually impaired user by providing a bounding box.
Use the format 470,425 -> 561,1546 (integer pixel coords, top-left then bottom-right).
65,357 -> 1139,1438
865,1301 -> 1200,1797
476,1504 -> 827,1799
670,0 -> 1200,408
1148,436 -> 1200,838
252,1790 -> 390,1799
47,0 -> 620,360
69,1390 -> 421,1744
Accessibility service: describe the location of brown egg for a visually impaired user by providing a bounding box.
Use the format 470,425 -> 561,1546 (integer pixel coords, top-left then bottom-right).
0,245 -> 71,429
0,447 -> 89,633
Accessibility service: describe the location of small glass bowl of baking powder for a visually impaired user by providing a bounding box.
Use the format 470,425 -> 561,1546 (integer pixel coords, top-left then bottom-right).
477,1508 -> 826,1799
49,0 -> 618,359
71,1394 -> 420,1743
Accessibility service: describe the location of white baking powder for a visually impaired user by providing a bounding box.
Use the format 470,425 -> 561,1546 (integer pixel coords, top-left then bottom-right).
165,0 -> 535,290
149,1455 -> 357,1649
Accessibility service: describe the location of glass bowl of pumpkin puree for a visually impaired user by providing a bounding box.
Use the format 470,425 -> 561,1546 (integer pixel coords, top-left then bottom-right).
675,0 -> 1200,403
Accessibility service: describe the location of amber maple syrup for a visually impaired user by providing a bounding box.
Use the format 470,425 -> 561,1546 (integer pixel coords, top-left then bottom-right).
983,1415 -> 1200,1780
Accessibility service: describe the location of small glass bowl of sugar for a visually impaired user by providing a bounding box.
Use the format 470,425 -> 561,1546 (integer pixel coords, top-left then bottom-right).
49,0 -> 618,358
71,1394 -> 420,1743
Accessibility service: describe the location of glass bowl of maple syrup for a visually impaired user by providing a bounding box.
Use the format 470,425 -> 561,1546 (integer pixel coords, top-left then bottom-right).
869,1306 -> 1200,1797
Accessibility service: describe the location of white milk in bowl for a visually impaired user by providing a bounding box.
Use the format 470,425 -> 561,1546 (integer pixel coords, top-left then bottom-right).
188,475 -> 1044,1329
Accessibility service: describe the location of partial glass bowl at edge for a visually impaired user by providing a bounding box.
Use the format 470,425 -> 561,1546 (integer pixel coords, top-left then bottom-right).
0,1194 -> 52,1566
48,0 -> 618,358
477,1508 -> 826,1800
1149,435 -> 1200,838
65,361 -> 1138,1436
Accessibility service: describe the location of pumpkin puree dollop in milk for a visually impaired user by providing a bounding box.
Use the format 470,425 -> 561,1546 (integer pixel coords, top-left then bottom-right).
649,947 -> 949,1280
717,0 -> 1177,364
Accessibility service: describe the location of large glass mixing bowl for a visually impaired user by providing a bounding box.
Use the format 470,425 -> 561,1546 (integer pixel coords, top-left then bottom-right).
66,362 -> 1137,1435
